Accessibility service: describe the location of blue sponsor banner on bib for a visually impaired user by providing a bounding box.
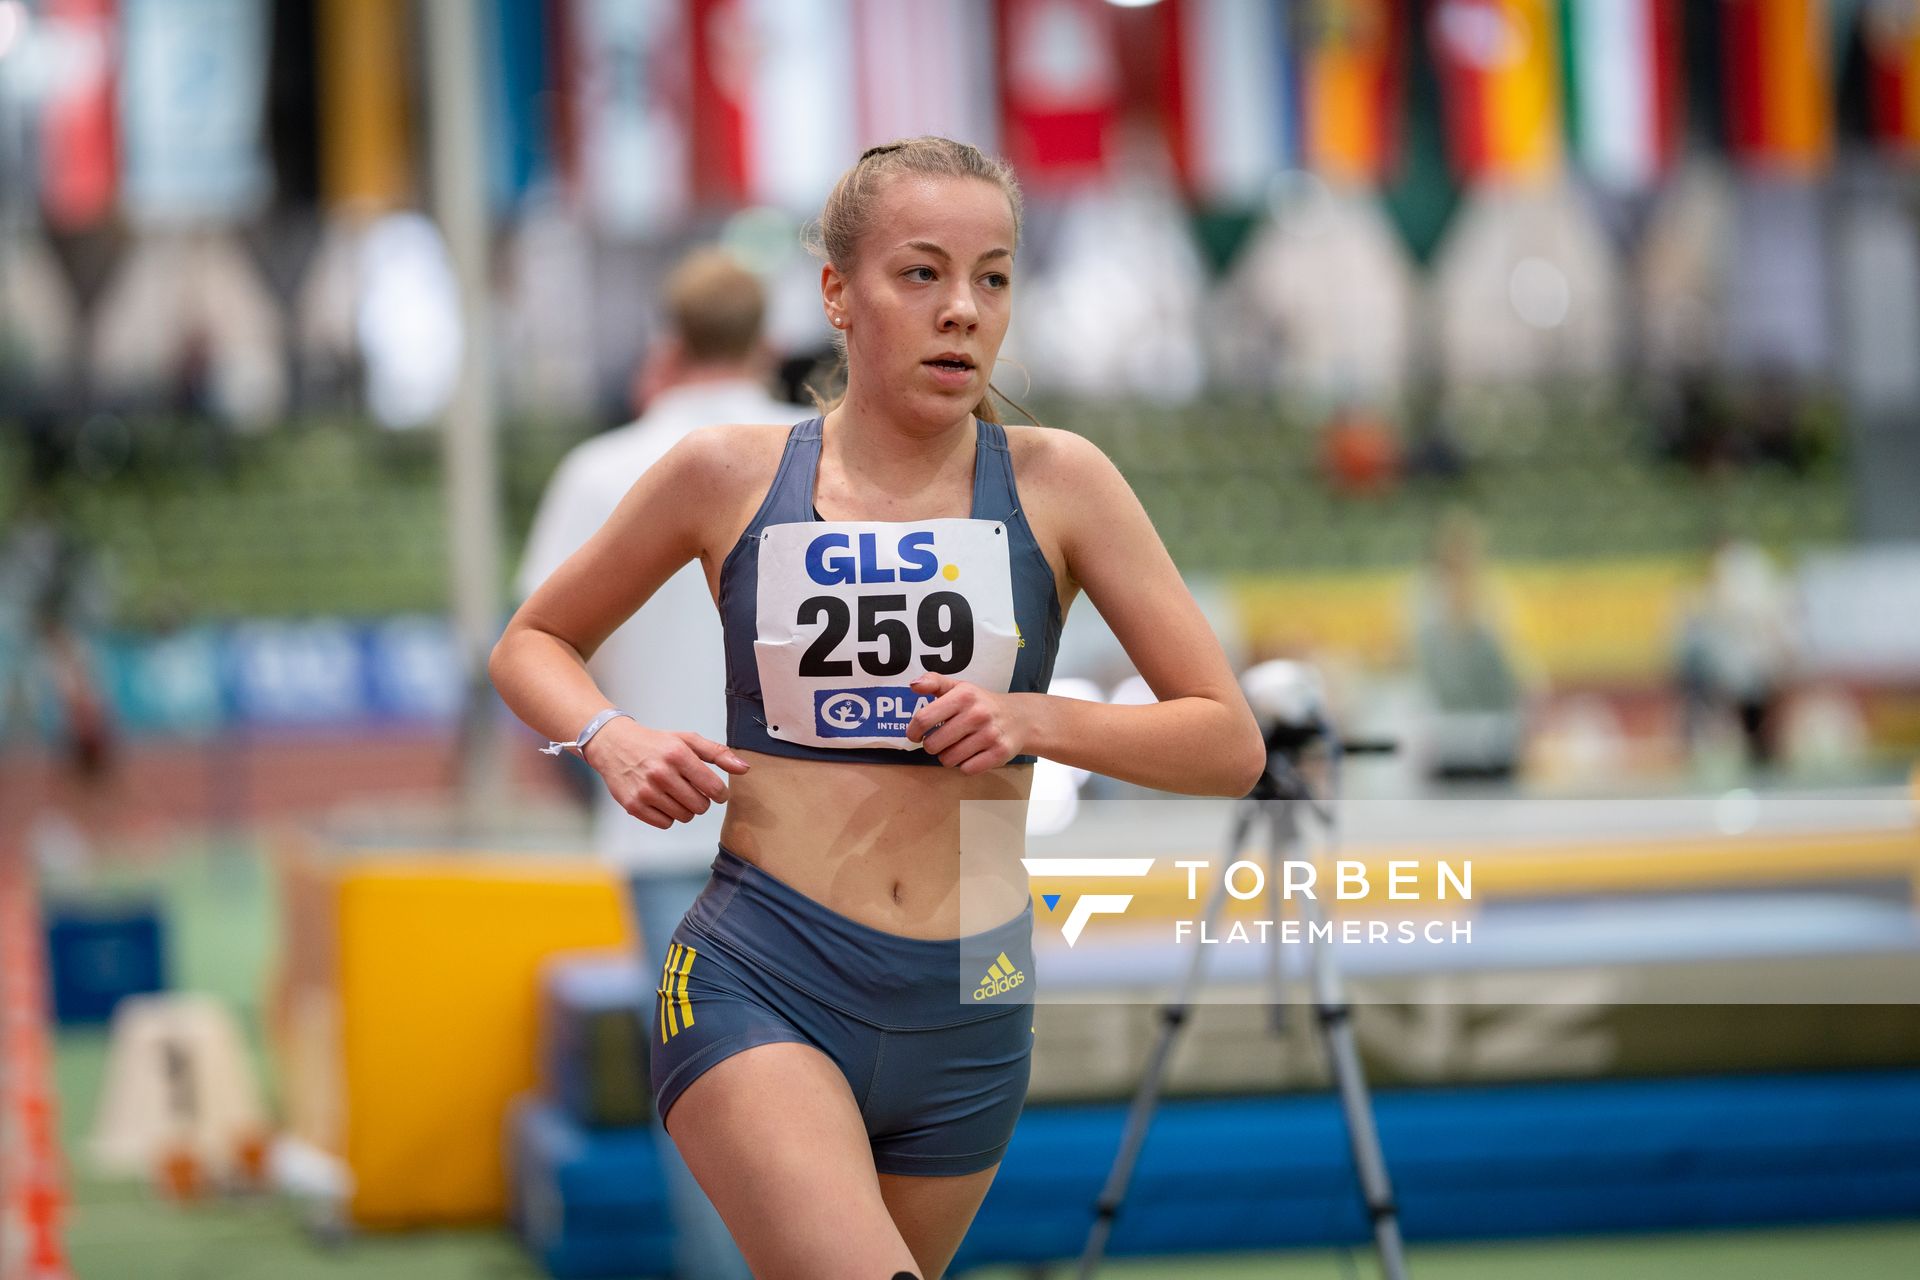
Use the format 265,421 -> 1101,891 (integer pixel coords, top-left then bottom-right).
812,687 -> 934,739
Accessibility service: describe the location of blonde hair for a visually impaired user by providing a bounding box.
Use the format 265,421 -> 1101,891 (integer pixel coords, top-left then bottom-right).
665,247 -> 766,363
803,137 -> 1037,425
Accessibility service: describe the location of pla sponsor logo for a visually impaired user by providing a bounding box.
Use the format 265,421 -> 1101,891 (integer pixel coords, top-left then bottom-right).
973,951 -> 1026,1000
814,687 -> 933,738
805,530 -> 940,585
1020,858 -> 1156,947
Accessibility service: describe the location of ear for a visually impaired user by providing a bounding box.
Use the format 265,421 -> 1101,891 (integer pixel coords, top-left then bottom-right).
821,262 -> 847,329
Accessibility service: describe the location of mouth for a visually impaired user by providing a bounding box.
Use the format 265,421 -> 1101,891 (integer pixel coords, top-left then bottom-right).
924,355 -> 976,372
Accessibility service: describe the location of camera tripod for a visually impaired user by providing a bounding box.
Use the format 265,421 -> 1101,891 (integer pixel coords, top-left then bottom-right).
1076,730 -> 1408,1279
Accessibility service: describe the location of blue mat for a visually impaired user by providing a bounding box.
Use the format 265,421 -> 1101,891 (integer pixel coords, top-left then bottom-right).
507,1099 -> 674,1278
538,954 -> 652,1129
45,899 -> 167,1025
507,1070 -> 1920,1277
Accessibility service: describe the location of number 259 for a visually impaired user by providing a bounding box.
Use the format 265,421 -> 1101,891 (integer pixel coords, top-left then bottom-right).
796,592 -> 974,677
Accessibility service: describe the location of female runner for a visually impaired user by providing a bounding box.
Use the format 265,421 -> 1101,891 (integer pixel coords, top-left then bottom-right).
491,137 -> 1265,1280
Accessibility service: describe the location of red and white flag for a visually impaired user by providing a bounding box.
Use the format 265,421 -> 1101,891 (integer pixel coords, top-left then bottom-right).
999,0 -> 1122,191
1161,0 -> 1300,203
688,0 -> 857,213
39,0 -> 119,230
564,0 -> 691,236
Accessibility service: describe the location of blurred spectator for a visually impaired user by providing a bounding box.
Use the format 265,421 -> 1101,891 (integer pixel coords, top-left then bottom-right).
1654,362 -> 1734,474
514,246 -> 805,1280
1321,401 -> 1401,497
1675,538 -> 1797,770
1,487 -> 118,865
1741,362 -> 1815,473
1408,511 -> 1527,782
1403,374 -> 1467,481
1658,359 -> 1817,476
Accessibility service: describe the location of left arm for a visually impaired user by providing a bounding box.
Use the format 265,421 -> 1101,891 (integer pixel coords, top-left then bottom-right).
906,433 -> 1265,796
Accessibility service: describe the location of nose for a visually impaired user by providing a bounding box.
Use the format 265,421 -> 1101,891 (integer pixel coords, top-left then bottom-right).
937,281 -> 978,333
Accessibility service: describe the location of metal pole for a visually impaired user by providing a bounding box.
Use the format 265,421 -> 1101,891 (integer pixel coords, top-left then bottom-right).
422,0 -> 509,825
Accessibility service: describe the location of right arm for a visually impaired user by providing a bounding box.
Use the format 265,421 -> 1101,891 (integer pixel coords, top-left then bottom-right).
488,427 -> 751,828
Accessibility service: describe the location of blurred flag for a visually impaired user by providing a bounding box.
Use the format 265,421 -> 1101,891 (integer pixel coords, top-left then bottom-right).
688,0 -> 749,202
1159,0 -> 1300,202
563,0 -> 689,237
688,0 -> 855,211
1864,0 -> 1920,157
1300,0 -> 1404,188
999,0 -> 1122,190
851,0 -> 998,153
1723,0 -> 1833,176
484,0 -> 555,212
39,0 -> 119,230
739,0 -> 854,211
317,0 -> 413,210
1432,0 -> 1564,184
1381,0 -> 1465,268
1560,0 -> 1683,191
119,0 -> 272,223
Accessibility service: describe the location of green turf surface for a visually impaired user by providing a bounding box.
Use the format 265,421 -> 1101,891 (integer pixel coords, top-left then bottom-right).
968,1223 -> 1920,1278
44,844 -> 1920,1278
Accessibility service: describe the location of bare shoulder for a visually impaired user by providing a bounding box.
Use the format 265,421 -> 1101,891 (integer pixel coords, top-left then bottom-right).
659,421 -> 794,558
1003,423 -> 1137,525
1002,423 -> 1145,597
1003,422 -> 1122,495
669,421 -> 792,489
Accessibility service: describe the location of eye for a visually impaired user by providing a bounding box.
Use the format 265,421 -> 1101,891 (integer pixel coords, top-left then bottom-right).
982,272 -> 1010,289
904,265 -> 936,283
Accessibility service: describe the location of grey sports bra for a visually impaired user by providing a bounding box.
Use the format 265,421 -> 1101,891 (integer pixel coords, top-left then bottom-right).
717,417 -> 1062,765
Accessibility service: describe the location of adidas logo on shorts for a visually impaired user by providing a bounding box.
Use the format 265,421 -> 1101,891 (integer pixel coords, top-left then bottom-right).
973,951 -> 1026,1001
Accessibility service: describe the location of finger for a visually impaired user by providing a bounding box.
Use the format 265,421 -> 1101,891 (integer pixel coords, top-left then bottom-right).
910,671 -> 955,696
682,733 -> 751,775
935,728 -> 1000,770
922,706 -> 987,756
651,768 -> 709,818
649,795 -> 697,824
626,803 -> 675,830
907,686 -> 973,743
958,746 -> 1012,775
683,760 -> 731,805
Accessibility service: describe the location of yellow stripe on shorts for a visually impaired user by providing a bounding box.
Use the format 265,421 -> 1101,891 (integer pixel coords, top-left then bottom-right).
661,943 -> 681,1039
675,945 -> 696,1031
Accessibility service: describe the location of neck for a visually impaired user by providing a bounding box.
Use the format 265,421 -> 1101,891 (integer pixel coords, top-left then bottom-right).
666,363 -> 761,392
824,391 -> 976,490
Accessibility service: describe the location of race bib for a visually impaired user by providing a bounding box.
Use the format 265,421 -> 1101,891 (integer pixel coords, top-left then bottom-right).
754,519 -> 1019,749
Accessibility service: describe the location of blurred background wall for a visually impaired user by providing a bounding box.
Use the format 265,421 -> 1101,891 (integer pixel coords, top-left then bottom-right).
3,0 -> 1919,815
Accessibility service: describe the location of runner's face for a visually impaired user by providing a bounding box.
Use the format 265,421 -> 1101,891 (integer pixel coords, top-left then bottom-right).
829,175 -> 1015,426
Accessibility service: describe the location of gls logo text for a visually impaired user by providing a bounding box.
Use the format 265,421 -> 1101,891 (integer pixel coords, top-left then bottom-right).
1020,858 -> 1156,946
806,531 -> 940,585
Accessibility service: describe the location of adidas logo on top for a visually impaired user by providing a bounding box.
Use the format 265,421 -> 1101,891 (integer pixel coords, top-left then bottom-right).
973,951 -> 1026,1001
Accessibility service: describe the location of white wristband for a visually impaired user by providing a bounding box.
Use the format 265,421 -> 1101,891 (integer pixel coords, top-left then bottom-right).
538,708 -> 634,757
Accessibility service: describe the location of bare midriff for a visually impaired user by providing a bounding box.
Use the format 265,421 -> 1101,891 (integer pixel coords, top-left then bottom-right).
716,748 -> 1035,941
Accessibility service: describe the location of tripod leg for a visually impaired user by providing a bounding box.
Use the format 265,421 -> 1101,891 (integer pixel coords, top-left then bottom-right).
1282,805 -> 1411,1280
1264,798 -> 1300,1036
1322,1011 -> 1410,1279
1075,803 -> 1254,1280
